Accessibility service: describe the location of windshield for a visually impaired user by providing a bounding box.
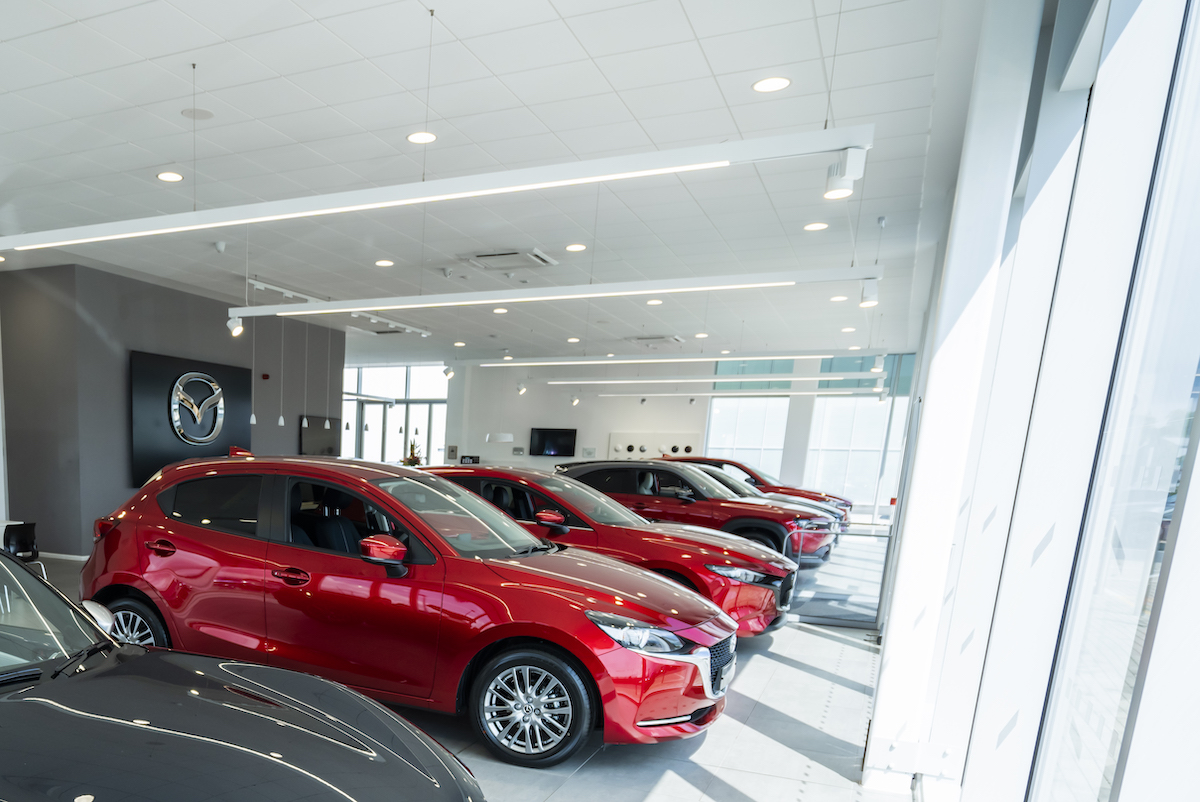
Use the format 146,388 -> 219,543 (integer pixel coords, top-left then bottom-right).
669,463 -> 739,499
700,467 -> 766,498
375,473 -> 544,559
538,475 -> 648,526
753,467 -> 781,485
0,556 -> 106,673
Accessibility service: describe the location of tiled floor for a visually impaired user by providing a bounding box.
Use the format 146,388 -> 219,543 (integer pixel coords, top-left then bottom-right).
45,557 -> 906,802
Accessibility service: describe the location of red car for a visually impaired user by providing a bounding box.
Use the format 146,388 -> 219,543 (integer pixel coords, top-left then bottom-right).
82,453 -> 738,767
429,465 -> 798,637
662,456 -> 854,511
556,460 -> 836,564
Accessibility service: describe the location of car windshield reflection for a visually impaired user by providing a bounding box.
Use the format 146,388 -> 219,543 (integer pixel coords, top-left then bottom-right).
374,473 -> 545,558
0,557 -> 106,674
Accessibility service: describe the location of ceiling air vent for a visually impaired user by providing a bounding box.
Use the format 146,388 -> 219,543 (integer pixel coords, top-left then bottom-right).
628,335 -> 686,350
463,248 -> 559,270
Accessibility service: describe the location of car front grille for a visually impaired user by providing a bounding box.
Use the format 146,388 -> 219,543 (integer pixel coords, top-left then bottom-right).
709,636 -> 734,689
778,571 -> 796,610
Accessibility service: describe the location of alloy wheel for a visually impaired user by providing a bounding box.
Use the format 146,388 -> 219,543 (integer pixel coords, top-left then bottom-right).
111,609 -> 155,646
482,665 -> 573,755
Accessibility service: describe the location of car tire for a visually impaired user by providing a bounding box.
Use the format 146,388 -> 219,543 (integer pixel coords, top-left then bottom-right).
736,529 -> 780,553
470,648 -> 593,768
106,597 -> 170,648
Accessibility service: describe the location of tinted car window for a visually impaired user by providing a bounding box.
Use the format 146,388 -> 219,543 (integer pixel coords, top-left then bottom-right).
653,470 -> 699,498
538,476 -> 647,526
574,468 -> 639,494
168,475 -> 262,537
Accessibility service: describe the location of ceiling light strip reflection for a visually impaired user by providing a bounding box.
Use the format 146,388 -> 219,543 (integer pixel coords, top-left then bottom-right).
597,390 -> 869,397
545,372 -> 886,385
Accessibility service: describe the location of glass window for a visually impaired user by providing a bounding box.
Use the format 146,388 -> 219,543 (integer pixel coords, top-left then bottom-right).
340,399 -> 358,458
537,475 -> 646,526
168,475 -> 262,537
429,404 -> 447,466
360,366 -> 407,399
361,403 -> 385,462
408,365 -> 449,399
574,467 -> 639,495
384,404 -> 406,464
0,556 -> 105,672
343,368 -> 359,394
375,474 -> 542,559
653,469 -> 699,498
705,397 -> 791,475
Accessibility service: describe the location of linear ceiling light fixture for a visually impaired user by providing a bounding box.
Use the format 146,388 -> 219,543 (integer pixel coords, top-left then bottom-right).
0,128 -> 872,253
246,279 -> 431,336
546,372 -> 884,385
480,354 -> 832,368
598,390 -> 869,398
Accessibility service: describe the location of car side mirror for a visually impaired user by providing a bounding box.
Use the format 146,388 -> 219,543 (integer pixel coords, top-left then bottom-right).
535,509 -> 570,536
361,534 -> 408,577
81,600 -> 115,635
744,477 -> 756,485
674,489 -> 696,504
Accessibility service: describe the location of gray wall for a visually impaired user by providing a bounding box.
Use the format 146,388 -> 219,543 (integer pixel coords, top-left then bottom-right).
0,265 -> 344,556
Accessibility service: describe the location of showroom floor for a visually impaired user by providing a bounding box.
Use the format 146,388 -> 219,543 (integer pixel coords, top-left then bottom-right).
44,558 -> 904,802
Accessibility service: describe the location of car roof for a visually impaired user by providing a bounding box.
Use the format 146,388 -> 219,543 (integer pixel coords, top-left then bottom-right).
557,460 -> 667,470
162,454 -> 427,483
428,465 -> 560,483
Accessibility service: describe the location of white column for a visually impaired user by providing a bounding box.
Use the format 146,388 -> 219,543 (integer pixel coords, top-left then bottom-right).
778,358 -> 821,485
861,0 -> 1044,793
0,308 -> 7,519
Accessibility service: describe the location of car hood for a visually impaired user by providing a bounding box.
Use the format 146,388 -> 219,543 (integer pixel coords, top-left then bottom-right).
485,547 -> 729,633
621,522 -> 796,576
709,495 -> 827,520
764,493 -> 844,518
0,647 -> 482,802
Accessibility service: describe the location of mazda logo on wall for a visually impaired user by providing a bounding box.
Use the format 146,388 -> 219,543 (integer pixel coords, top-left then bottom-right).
170,372 -> 225,445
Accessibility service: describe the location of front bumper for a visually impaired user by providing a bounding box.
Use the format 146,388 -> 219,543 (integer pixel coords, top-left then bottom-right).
597,634 -> 737,745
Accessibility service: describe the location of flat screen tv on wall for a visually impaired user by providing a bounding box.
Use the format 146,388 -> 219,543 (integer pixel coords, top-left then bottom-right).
530,428 -> 577,457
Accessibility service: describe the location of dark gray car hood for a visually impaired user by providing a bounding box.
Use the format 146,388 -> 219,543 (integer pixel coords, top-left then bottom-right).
0,646 -> 483,802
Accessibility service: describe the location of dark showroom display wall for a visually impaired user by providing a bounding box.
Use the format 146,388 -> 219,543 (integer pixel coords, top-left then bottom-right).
0,264 -> 345,556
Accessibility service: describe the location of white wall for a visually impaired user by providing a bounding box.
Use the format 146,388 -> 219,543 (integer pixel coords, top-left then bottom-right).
445,362 -> 712,467
0,308 -> 6,520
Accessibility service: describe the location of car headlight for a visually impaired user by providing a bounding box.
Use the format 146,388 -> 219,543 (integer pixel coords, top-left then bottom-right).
585,611 -> 685,654
705,564 -> 769,584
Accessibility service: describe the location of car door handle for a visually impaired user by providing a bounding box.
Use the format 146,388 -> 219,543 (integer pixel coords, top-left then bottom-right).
632,502 -> 647,509
143,539 -> 176,557
272,567 -> 311,586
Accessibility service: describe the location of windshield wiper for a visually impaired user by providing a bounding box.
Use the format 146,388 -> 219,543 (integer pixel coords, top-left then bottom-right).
50,639 -> 113,679
510,541 -> 555,558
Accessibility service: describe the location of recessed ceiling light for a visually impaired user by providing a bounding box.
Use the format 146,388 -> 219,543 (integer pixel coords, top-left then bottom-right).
606,353 -> 615,357
804,222 -> 829,231
841,327 -> 856,332
567,337 -> 580,343
407,132 -> 436,144
566,244 -> 587,252
646,299 -> 663,306
694,333 -> 709,339
454,341 -> 466,347
720,349 -> 731,354
157,171 -> 183,182
0,256 -> 5,262
503,355 -> 513,360
493,307 -> 508,314
830,296 -> 848,302
753,77 -> 791,93
849,345 -> 862,350
375,259 -> 394,267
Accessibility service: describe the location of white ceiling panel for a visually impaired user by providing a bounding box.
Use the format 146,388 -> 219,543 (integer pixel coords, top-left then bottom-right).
529,93 -> 635,131
426,76 -> 524,118
480,133 -> 577,164
434,0 -> 561,40
593,41 -> 713,90
288,61 -> 403,105
11,22 -> 142,75
170,0 -> 312,41
264,107 -> 361,142
236,22 -> 363,74
444,107 -> 550,143
501,61 -> 615,106
828,0 -> 941,55
209,77 -> 325,118
319,2 -> 457,59
81,61 -> 195,106
640,107 -> 739,145
0,93 -> 67,133
680,0 -> 813,38
331,91 -> 429,130
462,21 -> 591,76
84,1 -> 224,60
700,22 -> 822,75
149,42 -> 278,90
374,42 -> 494,91
619,77 -> 726,119
566,0 -> 695,57
831,40 -> 939,90
5,0 -> 73,39
0,44 -> 72,93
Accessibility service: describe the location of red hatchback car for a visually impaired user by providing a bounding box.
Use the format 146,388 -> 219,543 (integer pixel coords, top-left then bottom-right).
662,456 -> 854,511
429,466 -> 798,637
82,454 -> 739,767
557,461 -> 836,564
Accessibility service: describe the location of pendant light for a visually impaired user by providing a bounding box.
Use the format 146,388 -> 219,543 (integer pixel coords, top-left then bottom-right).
277,318 -> 286,427
301,323 -> 310,429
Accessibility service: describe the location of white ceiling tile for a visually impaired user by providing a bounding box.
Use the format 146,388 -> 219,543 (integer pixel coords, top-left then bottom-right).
445,107 -> 550,142
209,78 -> 325,118
0,44 -> 73,93
550,0 -> 654,17
278,163 -> 369,192
0,94 -> 68,134
827,0 -> 940,55
434,0 -> 561,39
374,43 -> 494,91
481,133 -> 577,165
424,143 -> 503,176
11,22 -> 142,76
170,0 -> 311,39
141,94 -> 252,129
320,2 -> 457,59
530,93 -> 634,131
243,143 -> 331,174
332,92 -> 429,130
5,1 -> 74,39
290,61 -> 404,105
73,141 -> 164,172
463,20 -> 590,75
197,120 -> 295,152
237,22 -> 363,74
701,21 -> 821,75
714,60 -> 827,106
150,42 -> 279,90
679,0 -> 812,38
501,61 -> 615,106
831,40 -> 938,90
81,61 -> 194,106
833,76 -> 933,119
84,1 -> 223,59
222,172 -> 308,200
40,0 -> 146,17
304,132 -> 397,163
78,107 -> 185,141
730,93 -> 827,133
264,107 -> 361,141
620,77 -> 726,119
643,107 -> 740,144
23,119 -> 126,153
193,153 -> 274,181
567,0 -> 694,57
16,78 -> 132,118
427,77 -> 524,118
594,41 -> 712,90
